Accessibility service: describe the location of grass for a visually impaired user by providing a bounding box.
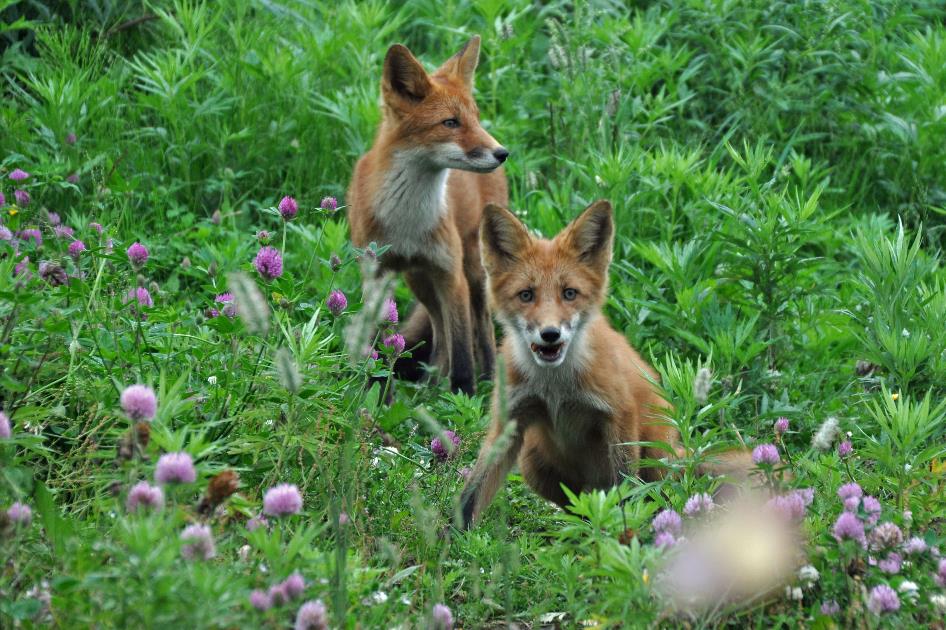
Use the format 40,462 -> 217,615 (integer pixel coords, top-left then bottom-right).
2,0 -> 946,627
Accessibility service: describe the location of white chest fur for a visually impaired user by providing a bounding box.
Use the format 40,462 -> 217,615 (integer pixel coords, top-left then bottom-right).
374,150 -> 449,260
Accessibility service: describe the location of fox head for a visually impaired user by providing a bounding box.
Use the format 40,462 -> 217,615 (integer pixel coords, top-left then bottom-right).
380,36 -> 508,173
480,200 -> 614,369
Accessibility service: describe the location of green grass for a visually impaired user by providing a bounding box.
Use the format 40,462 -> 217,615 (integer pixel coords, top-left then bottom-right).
2,0 -> 946,627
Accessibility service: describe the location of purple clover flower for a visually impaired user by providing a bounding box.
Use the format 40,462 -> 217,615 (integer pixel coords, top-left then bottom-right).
383,298 -> 398,324
13,257 -> 30,279
867,584 -> 899,614
126,287 -> 154,313
247,514 -> 269,532
0,226 -> 11,242
39,261 -> 68,286
833,511 -> 866,546
54,225 -> 74,239
295,600 -> 328,630
934,558 -> 946,588
838,440 -> 853,457
820,600 -> 840,615
66,173 -> 79,184
14,189 -> 29,206
320,197 -> 338,212
9,168 -> 29,181
256,230 -> 270,244
180,524 -> 215,561
263,483 -> 303,517
18,229 -> 42,247
683,492 -> 714,517
0,191 -> 4,206
7,501 -> 31,525
0,411 -> 10,439
774,417 -> 789,435
254,246 -> 283,280
432,603 -> 453,630
383,333 -> 405,355
127,242 -> 149,267
767,490 -> 810,522
877,552 -> 902,574
431,430 -> 461,461
654,531 -> 677,548
843,496 -> 860,512
837,483 -> 862,501
66,132 -> 77,145
751,443 -> 780,466
126,481 -> 164,513
89,222 -> 103,235
652,508 -> 683,536
68,240 -> 86,260
862,496 -> 881,524
903,537 -> 928,555
326,289 -> 347,316
870,522 -> 903,550
155,452 -> 196,484
282,572 -> 305,599
47,211 -> 61,226
278,196 -> 298,220
120,384 -> 157,421
250,589 -> 272,611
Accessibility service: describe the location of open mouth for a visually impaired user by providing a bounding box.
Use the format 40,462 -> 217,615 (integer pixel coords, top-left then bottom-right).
531,342 -> 564,363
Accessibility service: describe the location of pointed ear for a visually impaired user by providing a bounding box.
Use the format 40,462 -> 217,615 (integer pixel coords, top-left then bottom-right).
563,200 -> 614,268
480,203 -> 531,273
382,44 -> 432,103
436,35 -> 481,87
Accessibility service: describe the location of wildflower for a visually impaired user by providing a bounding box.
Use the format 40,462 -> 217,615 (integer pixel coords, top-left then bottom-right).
867,584 -> 900,614
126,481 -> 164,513
125,287 -> 153,311
692,367 -> 711,404
278,196 -> 298,220
878,552 -> 902,574
338,511 -> 350,526
383,298 -> 398,324
68,240 -> 86,260
383,333 -> 406,355
432,603 -> 454,630
256,230 -> 270,243
931,593 -> 946,613
66,173 -> 79,184
7,502 -> 31,526
66,132 -> 77,144
654,531 -> 677,548
215,293 -> 236,318
862,496 -> 881,524
254,246 -> 283,280
126,242 -> 148,266
820,600 -> 840,615
228,272 -> 271,334
838,440 -> 853,457
752,443 -> 780,466
14,190 -> 29,206
294,600 -> 328,630
0,191 -> 4,206
837,482 -> 863,501
785,585 -> 803,601
833,511 -> 866,546
329,253 -> 342,271
18,229 -> 42,247
47,211 -> 61,225
0,226 -> 10,242
250,589 -> 272,611
431,430 -> 461,460
38,261 -> 68,286
935,558 -> 946,588
180,524 -> 216,561
767,491 -> 808,522
13,257 -> 30,279
898,580 -> 918,600
774,417 -> 789,435
812,416 -> 839,450
9,168 -> 29,181
326,289 -> 347,316
798,565 -> 819,585
843,496 -> 860,512
0,411 -> 10,439
652,509 -> 683,536
282,572 -> 305,598
155,452 -> 196,484
54,225 -> 74,240
903,537 -> 928,555
891,392 -> 899,401
247,514 -> 269,532
870,522 -> 903,550
263,483 -> 303,517
458,466 -> 473,480
320,196 -> 338,212
683,493 -> 714,518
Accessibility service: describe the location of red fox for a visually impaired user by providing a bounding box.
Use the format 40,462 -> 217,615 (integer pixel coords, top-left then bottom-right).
347,36 -> 508,395
459,201 -> 751,528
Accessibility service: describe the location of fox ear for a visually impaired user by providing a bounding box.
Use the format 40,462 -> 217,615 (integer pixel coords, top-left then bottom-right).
565,200 -> 614,267
437,35 -> 481,87
480,203 -> 531,272
382,44 -> 432,103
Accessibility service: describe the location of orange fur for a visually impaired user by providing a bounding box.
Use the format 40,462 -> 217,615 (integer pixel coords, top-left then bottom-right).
347,36 -> 508,394
460,201 -> 681,527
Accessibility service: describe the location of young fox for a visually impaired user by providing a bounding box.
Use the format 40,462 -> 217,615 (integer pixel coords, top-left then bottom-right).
461,200 -> 685,528
347,36 -> 508,395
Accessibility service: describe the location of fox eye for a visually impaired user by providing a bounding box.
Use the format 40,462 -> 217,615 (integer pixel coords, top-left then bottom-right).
442,118 -> 460,129
518,289 -> 534,303
563,288 -> 578,301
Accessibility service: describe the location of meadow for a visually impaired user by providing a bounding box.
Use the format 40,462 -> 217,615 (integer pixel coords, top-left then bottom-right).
2,0 -> 946,627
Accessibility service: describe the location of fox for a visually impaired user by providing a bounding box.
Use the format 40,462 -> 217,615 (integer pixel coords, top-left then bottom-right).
459,200 -> 750,528
346,35 -> 508,395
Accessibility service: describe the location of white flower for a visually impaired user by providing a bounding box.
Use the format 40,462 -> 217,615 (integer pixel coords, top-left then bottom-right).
898,580 -> 919,600
594,174 -> 605,187
362,591 -> 388,606
238,544 -> 251,562
811,416 -> 840,450
798,565 -> 820,586
208,375 -> 217,385
931,594 -> 946,612
784,586 -> 803,601
904,463 -> 912,472
901,328 -> 911,338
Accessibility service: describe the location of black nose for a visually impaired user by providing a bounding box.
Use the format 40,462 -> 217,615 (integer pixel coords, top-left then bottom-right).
540,327 -> 560,343
492,148 -> 509,163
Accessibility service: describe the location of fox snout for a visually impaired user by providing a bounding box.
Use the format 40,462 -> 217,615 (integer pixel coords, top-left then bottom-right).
518,315 -> 581,367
